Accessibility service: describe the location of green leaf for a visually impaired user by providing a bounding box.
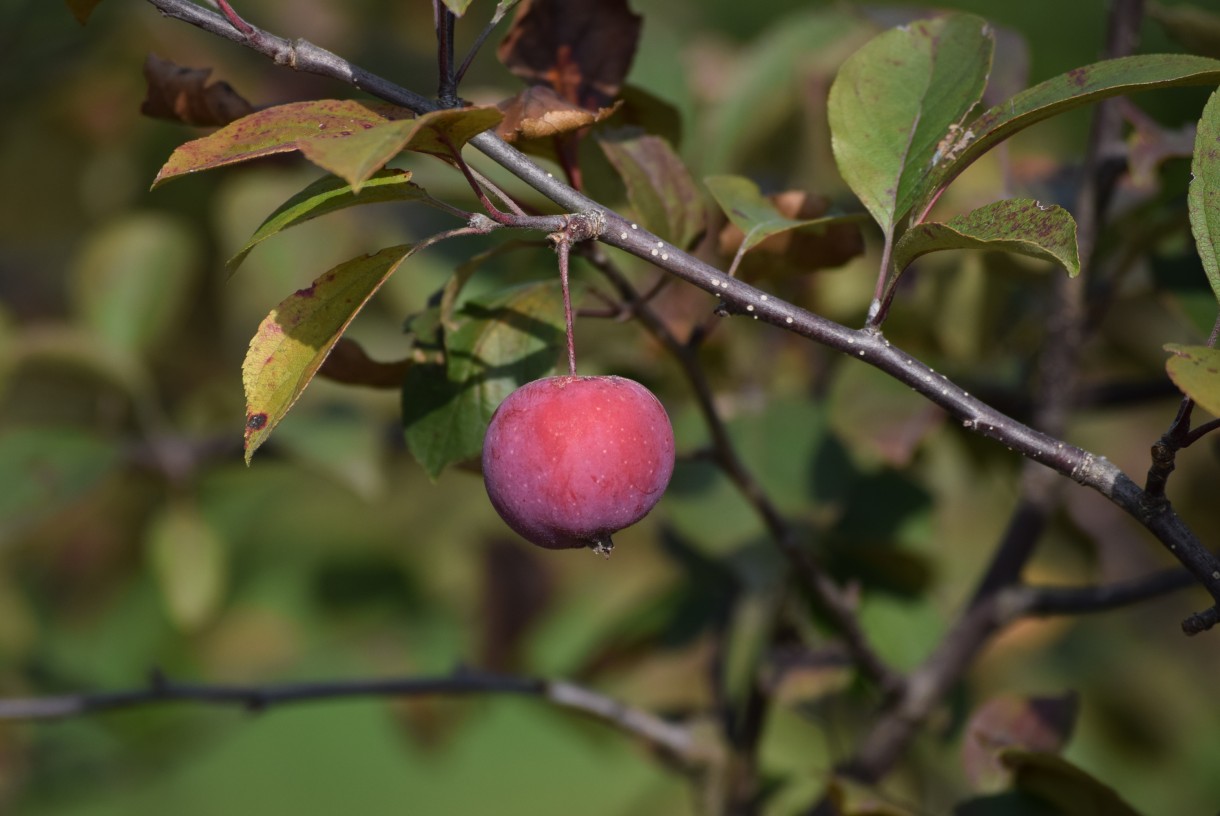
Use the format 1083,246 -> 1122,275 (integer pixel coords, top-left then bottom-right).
146,498 -> 228,633
828,14 -> 994,235
0,427 -> 120,539
153,100 -> 407,187
441,0 -> 473,16
69,213 -> 200,353
492,0 -> 523,24
1164,344 -> 1220,417
1189,88 -> 1220,303
297,107 -> 503,190
599,131 -> 705,250
228,170 -> 430,273
403,281 -> 566,479
1001,750 -> 1145,816
891,199 -> 1080,286
65,0 -> 103,25
920,54 -> 1220,218
243,244 -> 416,462
705,175 -> 866,255
1149,2 -> 1220,59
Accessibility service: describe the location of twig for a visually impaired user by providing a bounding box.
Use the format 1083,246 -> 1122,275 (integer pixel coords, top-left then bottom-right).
138,0 -> 1220,628
434,1 -> 457,104
0,669 -> 704,765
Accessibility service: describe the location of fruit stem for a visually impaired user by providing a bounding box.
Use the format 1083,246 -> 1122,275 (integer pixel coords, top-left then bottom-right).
557,237 -> 577,377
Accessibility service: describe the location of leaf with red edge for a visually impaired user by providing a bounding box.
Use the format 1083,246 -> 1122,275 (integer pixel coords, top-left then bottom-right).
1165,344 -> 1220,417
962,692 -> 1079,793
140,54 -> 255,127
152,99 -> 412,187
598,130 -> 705,251
243,244 -> 415,462
66,0 -> 103,25
299,107 -> 503,190
498,0 -> 642,109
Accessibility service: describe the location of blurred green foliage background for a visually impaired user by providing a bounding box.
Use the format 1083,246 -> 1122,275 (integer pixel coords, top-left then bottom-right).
2,1 -> 1220,814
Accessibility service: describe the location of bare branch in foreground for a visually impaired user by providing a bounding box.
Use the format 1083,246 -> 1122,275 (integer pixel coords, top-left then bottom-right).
0,669 -> 707,765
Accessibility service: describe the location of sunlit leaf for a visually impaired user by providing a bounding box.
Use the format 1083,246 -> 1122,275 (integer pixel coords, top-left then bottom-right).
705,175 -> 866,255
299,107 -> 503,190
228,170 -> 430,272
152,99 -> 412,187
599,131 -> 705,250
441,0 -> 473,16
828,14 -> 994,234
920,54 -> 1220,218
891,199 -> 1080,289
243,244 -> 415,462
140,54 -> 255,127
69,213 -> 200,353
962,693 -> 1079,793
65,0 -> 103,25
1001,750 -> 1145,816
1165,344 -> 1220,417
147,498 -> 228,633
1189,88 -> 1220,303
402,281 -> 566,479
496,86 -> 620,143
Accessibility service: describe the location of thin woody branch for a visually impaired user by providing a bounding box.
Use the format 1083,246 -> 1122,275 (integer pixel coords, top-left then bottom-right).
138,0 -> 1220,630
0,669 -> 704,765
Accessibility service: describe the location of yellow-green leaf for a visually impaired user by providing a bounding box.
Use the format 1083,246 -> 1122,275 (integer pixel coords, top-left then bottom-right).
146,498 -> 227,633
1165,344 -> 1220,417
243,244 -> 415,462
1189,88 -> 1220,304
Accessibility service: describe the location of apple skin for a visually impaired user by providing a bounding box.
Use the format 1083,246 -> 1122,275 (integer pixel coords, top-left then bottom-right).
482,375 -> 675,553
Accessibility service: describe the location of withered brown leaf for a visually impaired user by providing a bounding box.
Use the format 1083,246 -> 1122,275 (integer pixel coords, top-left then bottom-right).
141,54 -> 255,128
496,85 -> 620,143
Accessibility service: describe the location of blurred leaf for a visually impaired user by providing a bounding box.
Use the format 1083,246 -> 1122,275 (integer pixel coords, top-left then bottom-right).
480,539 -> 553,671
1189,88 -> 1220,303
954,791 -> 1061,816
243,244 -> 415,462
921,54 -> 1220,218
316,337 -> 412,389
962,692 -> 1079,793
270,404 -> 388,500
152,99 -> 413,187
147,497 -> 228,633
0,427 -> 120,538
8,323 -> 154,403
140,54 -> 254,127
65,0 -> 102,25
613,84 -> 684,148
1150,2 -> 1220,59
717,188 -> 865,277
828,14 -> 994,234
1001,750 -> 1145,816
402,281 -> 565,478
892,199 -> 1080,291
228,169 -> 431,273
496,86 -> 620,142
826,776 -> 919,815
441,0 -> 473,16
498,0 -> 642,109
69,213 -> 200,354
706,175 -> 866,256
440,239 -> 543,329
1124,102 -> 1195,192
299,106 -> 503,191
598,130 -> 705,250
828,362 -> 946,468
704,7 -> 872,173
1164,344 -> 1220,416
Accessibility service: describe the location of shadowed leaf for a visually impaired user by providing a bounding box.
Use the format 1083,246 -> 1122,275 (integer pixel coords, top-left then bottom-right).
920,54 -> 1220,218
1164,344 -> 1220,417
962,693 -> 1079,793
243,244 -> 415,462
706,175 -> 867,257
140,54 -> 255,127
892,199 -> 1080,288
1189,88 -> 1220,303
498,0 -> 641,109
147,498 -> 228,633
66,0 -> 103,25
228,170 -> 431,273
152,99 -> 412,187
299,107 -> 502,190
828,14 -> 994,235
599,130 -> 705,251
1001,750 -> 1144,816
402,281 -> 566,479
317,338 -> 412,389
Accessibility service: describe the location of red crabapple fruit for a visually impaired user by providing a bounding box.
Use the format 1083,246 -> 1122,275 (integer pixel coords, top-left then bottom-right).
482,375 -> 675,554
